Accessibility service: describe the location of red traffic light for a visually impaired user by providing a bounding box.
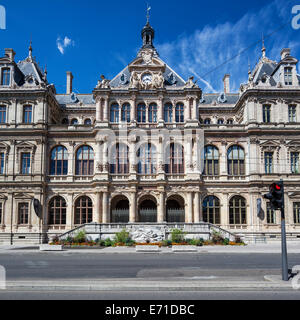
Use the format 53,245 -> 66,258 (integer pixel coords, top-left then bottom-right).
275,184 -> 281,190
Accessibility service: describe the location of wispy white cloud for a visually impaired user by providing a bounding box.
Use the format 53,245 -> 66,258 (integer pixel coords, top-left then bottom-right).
156,0 -> 298,93
56,36 -> 75,55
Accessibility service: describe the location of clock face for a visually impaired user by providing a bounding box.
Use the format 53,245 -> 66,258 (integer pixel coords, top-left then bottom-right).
142,73 -> 152,84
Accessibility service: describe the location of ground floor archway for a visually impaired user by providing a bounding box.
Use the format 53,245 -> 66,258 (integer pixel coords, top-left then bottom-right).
138,196 -> 157,223
166,195 -> 185,223
111,195 -> 129,223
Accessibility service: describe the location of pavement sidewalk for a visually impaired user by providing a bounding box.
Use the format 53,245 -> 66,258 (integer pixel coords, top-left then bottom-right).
3,275 -> 297,292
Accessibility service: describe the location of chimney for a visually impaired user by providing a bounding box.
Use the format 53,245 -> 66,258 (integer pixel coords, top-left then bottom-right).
280,48 -> 291,60
223,74 -> 230,94
4,48 -> 16,62
66,71 -> 73,94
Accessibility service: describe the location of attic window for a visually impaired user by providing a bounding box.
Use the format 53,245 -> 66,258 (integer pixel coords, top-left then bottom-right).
284,67 -> 293,85
1,68 -> 10,86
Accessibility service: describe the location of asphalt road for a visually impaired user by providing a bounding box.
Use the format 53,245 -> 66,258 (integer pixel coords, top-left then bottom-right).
0,252 -> 299,280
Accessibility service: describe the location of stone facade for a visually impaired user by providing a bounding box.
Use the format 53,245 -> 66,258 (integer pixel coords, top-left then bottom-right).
0,24 -> 300,244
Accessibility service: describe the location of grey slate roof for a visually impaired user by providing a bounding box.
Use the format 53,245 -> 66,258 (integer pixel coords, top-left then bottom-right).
200,93 -> 239,105
56,94 -> 95,106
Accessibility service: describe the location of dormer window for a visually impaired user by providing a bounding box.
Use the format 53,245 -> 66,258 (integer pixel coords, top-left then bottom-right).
263,105 -> 271,123
284,67 -> 293,85
1,68 -> 10,86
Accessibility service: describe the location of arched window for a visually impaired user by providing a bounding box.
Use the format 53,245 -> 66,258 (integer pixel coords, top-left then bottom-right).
227,146 -> 245,176
121,103 -> 131,123
137,103 -> 146,123
164,103 -> 173,123
76,146 -> 94,176
148,103 -> 157,123
74,196 -> 93,225
71,118 -> 78,125
137,143 -> 157,174
204,146 -> 219,176
50,146 -> 68,176
217,119 -> 224,125
166,143 -> 184,174
48,196 -> 67,225
175,103 -> 184,123
227,119 -> 234,125
84,118 -> 92,125
110,144 -> 129,174
204,118 -> 211,125
229,196 -> 247,225
203,196 -> 220,225
110,104 -> 119,123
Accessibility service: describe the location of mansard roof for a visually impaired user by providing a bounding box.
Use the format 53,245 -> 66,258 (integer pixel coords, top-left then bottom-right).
56,94 -> 95,106
200,93 -> 239,105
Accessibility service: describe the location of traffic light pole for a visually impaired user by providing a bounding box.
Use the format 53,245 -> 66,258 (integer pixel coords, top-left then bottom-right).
281,207 -> 289,281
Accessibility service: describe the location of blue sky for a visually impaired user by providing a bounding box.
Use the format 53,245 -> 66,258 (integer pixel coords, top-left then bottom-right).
0,0 -> 299,93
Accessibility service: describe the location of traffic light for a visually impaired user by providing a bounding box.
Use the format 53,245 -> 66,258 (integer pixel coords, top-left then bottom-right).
263,181 -> 285,210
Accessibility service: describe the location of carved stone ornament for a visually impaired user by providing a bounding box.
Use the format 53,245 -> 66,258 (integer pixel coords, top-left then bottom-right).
141,49 -> 154,65
96,75 -> 111,89
184,76 -> 199,89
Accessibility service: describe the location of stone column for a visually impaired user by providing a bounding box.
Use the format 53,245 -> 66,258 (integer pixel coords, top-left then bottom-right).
96,98 -> 101,122
192,98 -> 198,120
158,98 -> 164,123
66,193 -> 73,229
186,192 -> 193,223
130,192 -> 136,223
130,96 -> 136,123
194,192 -> 200,223
94,192 -> 101,223
158,192 -> 165,223
102,192 -> 109,223
103,98 -> 109,122
184,100 -> 190,122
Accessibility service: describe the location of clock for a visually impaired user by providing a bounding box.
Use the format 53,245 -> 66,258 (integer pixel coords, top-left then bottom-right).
142,73 -> 153,84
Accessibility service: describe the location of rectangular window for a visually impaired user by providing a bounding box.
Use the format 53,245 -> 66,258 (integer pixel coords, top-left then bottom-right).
0,153 -> 4,174
294,203 -> 300,224
267,203 -> 276,224
0,106 -> 6,124
288,105 -> 297,123
1,68 -> 10,86
23,105 -> 32,124
263,105 -> 271,123
18,203 -> 29,225
265,152 -> 273,174
21,153 -> 31,174
0,203 -> 2,224
284,67 -> 293,85
291,152 -> 300,174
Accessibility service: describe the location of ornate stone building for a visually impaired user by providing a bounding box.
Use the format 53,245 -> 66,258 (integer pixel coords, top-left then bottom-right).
0,22 -> 300,244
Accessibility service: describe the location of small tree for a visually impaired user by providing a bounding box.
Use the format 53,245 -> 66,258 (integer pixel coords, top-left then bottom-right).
171,229 -> 186,244
114,229 -> 133,245
74,230 -> 86,243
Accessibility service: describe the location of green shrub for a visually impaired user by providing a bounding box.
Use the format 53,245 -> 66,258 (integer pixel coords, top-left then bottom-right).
104,238 -> 113,247
114,229 -> 132,244
223,238 -> 230,246
186,239 -> 204,246
171,229 -> 186,244
74,230 -> 87,243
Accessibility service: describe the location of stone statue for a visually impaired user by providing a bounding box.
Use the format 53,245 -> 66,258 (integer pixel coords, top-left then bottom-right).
153,71 -> 164,89
129,71 -> 140,89
97,75 -> 110,89
184,76 -> 198,89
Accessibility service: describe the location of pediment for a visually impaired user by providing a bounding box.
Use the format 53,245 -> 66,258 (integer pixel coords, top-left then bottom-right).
288,192 -> 300,199
0,194 -> 8,201
14,193 -> 33,200
15,141 -> 36,150
128,56 -> 166,73
259,140 -> 281,148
